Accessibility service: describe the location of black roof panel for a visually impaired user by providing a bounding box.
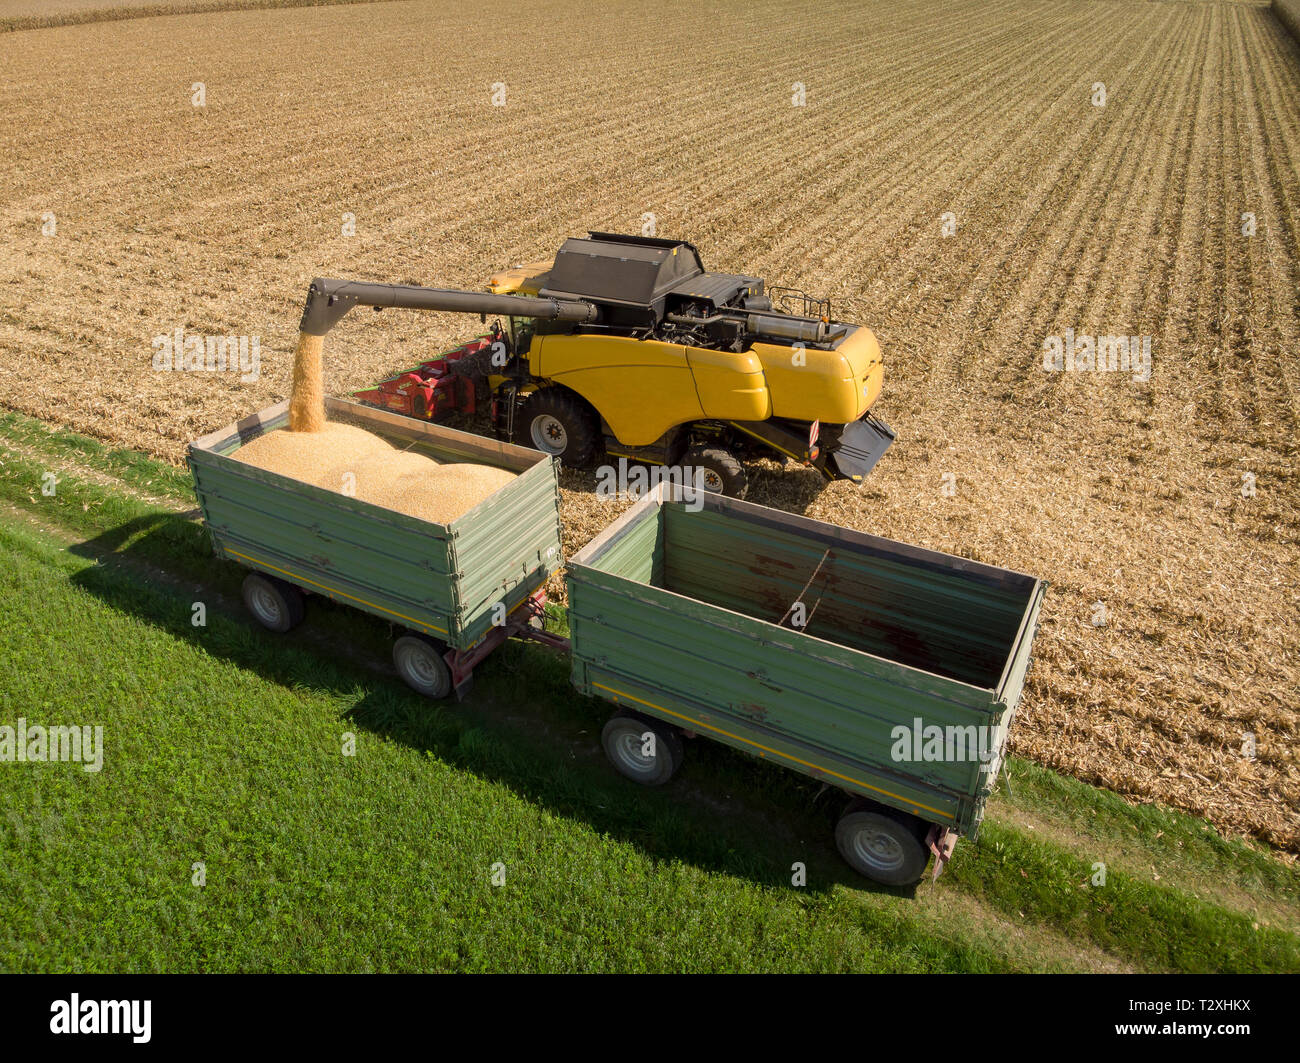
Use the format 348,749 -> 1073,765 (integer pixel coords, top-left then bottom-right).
540,233 -> 706,308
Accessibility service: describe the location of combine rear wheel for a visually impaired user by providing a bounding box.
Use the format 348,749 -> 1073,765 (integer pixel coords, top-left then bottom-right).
514,387 -> 601,467
682,446 -> 747,499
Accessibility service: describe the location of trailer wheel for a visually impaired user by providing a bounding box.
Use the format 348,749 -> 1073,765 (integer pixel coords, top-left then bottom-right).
834,806 -> 931,887
241,573 -> 305,633
601,710 -> 683,786
514,387 -> 601,467
682,446 -> 748,499
393,633 -> 453,699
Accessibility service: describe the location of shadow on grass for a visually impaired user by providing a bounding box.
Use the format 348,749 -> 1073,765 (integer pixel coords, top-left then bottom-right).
67,514 -> 914,900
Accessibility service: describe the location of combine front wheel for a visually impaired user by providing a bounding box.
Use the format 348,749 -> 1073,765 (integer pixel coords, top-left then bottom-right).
514,387 -> 601,467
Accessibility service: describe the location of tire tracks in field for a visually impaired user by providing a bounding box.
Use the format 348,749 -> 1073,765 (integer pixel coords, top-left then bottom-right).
1198,7 -> 1246,441
979,3 -> 1194,403
0,436 -> 190,511
1234,8 -> 1300,441
1176,6 -> 1235,441
920,4 -> 1180,420
1219,6 -> 1265,439
1075,7 -> 1206,369
1131,13 -> 1214,434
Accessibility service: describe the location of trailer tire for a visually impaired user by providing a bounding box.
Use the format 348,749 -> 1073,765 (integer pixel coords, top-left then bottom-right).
834,806 -> 931,887
515,387 -> 601,468
601,710 -> 683,786
241,573 -> 305,633
682,446 -> 748,499
393,633 -> 453,699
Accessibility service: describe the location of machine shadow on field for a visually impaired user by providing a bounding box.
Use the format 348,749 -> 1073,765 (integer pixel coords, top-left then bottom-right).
64,513 -> 916,900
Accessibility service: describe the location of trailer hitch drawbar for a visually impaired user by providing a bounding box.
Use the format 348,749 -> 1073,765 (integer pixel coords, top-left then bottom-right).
926,825 -> 959,881
442,592 -> 571,700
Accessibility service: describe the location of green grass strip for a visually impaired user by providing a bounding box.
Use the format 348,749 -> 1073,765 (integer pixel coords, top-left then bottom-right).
0,518 -> 1004,973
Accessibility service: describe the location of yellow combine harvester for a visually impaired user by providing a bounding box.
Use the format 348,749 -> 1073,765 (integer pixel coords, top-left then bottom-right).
336,232 -> 895,497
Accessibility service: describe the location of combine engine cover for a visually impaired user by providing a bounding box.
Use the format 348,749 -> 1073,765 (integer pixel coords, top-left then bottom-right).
540,232 -> 714,323
538,232 -> 849,352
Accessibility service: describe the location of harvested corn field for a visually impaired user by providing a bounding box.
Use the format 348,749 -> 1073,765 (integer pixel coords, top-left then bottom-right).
0,0 -> 375,32
0,0 -> 1297,850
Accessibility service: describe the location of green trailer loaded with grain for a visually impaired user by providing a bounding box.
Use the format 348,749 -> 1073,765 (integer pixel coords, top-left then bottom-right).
565,484 -> 1046,885
188,395 -> 564,697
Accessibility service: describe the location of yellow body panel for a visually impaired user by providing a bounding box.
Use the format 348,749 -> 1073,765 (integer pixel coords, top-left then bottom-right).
686,347 -> 772,422
534,334 -> 705,445
749,326 -> 884,424
529,327 -> 883,445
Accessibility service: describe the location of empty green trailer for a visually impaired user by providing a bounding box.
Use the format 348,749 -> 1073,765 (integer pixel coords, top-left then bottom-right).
565,484 -> 1046,885
188,396 -> 564,697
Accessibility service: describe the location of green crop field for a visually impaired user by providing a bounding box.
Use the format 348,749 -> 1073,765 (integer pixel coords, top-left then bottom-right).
1,411 -> 1296,973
